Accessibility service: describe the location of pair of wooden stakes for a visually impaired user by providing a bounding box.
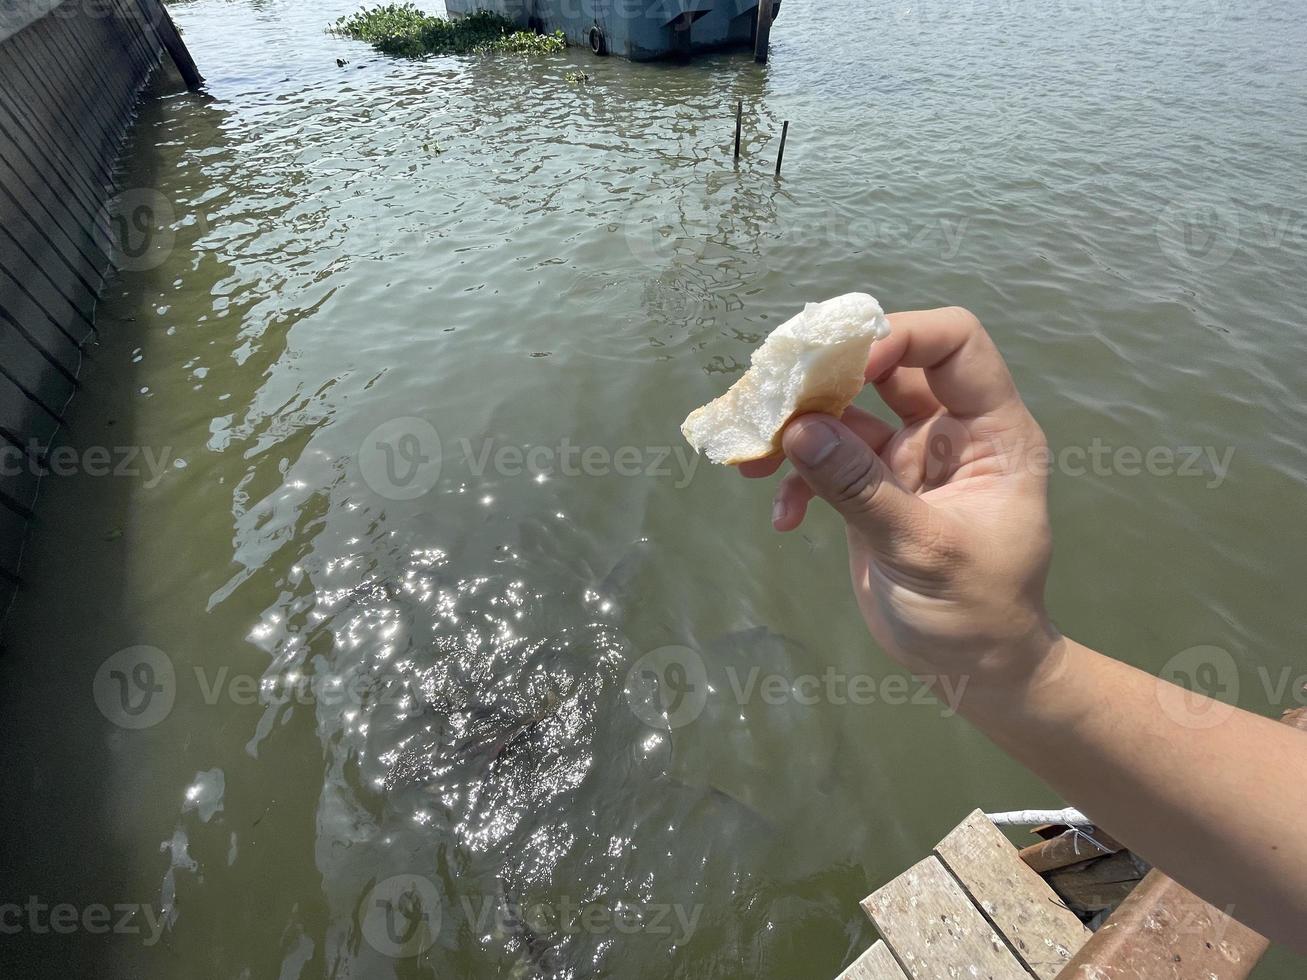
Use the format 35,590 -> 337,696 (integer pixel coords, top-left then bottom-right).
733,100 -> 789,176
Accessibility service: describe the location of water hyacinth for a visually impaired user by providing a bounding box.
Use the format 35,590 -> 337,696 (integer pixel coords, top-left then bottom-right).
330,5 -> 566,57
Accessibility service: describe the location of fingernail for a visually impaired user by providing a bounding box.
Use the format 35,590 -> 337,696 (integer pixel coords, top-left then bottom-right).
789,417 -> 841,467
772,498 -> 788,525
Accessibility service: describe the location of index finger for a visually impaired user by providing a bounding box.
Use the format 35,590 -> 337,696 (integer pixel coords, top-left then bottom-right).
865,307 -> 1026,423
737,454 -> 784,479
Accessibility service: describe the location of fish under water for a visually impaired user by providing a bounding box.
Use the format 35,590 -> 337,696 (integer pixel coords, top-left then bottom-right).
596,536 -> 653,607
382,677 -> 577,790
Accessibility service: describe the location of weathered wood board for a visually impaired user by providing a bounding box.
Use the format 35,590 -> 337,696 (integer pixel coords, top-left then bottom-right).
934,808 -> 1091,979
1059,869 -> 1266,980
837,940 -> 909,980
861,855 -> 1030,980
1046,850 -> 1147,914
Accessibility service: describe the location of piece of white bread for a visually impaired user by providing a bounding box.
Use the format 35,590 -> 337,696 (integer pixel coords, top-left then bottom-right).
681,293 -> 890,464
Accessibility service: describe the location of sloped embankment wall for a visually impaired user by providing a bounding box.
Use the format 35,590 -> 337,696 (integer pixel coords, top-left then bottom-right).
0,0 -> 199,606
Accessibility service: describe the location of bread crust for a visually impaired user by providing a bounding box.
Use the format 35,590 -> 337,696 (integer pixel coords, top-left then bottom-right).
680,293 -> 889,465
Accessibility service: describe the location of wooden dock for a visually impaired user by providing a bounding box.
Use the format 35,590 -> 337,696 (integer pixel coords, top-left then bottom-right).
0,0 -> 200,608
838,705 -> 1307,979
836,808 -> 1272,980
842,809 -> 1092,980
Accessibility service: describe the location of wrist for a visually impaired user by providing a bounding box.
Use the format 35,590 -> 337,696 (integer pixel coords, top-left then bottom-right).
948,619 -> 1076,721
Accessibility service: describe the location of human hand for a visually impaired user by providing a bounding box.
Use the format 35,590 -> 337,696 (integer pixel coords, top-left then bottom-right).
740,307 -> 1060,688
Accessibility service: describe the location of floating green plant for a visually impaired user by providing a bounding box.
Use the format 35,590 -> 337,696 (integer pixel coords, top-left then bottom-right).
331,5 -> 566,58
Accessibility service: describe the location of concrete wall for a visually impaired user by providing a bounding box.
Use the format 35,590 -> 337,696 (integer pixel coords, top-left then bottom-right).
0,0 -> 170,607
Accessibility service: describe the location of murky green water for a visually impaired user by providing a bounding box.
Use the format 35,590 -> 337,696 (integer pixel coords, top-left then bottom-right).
2,0 -> 1305,976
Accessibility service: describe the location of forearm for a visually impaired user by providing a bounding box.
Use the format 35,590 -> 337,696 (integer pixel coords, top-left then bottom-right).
956,637 -> 1307,953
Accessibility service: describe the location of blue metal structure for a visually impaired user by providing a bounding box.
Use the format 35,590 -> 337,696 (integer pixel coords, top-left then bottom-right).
445,0 -> 780,60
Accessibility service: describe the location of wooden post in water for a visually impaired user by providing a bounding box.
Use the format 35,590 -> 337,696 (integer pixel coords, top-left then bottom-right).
774,120 -> 788,176
733,100 -> 742,160
754,0 -> 774,63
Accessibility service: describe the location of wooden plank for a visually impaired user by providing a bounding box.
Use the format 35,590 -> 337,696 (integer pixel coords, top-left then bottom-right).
934,810 -> 1090,979
1046,851 -> 1146,915
861,856 -> 1030,980
1018,827 -> 1122,875
837,940 -> 909,980
1059,869 -> 1265,980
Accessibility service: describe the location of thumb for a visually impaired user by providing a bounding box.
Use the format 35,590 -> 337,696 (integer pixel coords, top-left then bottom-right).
781,414 -> 928,552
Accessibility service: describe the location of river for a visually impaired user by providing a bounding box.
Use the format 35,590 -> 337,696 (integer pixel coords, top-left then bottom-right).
1,0 -> 1305,976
